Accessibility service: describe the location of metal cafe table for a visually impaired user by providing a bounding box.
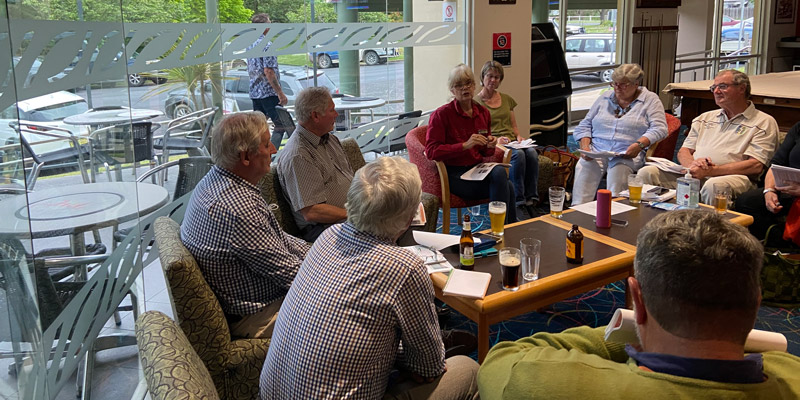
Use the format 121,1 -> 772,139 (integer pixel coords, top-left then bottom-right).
430,200 -> 754,362
0,182 -> 169,259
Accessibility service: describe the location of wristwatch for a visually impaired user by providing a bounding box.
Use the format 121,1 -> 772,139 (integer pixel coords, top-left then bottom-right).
636,141 -> 646,150
763,188 -> 777,195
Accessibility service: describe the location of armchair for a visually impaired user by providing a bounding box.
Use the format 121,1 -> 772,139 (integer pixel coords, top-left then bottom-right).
406,125 -> 510,234
153,216 -> 268,400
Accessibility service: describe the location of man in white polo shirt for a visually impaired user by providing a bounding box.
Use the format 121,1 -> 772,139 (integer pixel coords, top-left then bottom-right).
637,69 -> 778,204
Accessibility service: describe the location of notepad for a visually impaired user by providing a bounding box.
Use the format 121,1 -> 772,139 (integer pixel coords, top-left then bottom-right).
442,269 -> 492,299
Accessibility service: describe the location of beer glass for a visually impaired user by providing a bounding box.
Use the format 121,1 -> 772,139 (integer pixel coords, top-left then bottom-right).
713,183 -> 731,215
627,174 -> 643,204
549,186 -> 565,218
520,238 -> 541,281
489,201 -> 506,237
499,247 -> 521,291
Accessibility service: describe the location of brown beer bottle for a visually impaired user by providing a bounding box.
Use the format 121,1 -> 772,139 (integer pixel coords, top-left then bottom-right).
460,214 -> 475,270
566,224 -> 584,264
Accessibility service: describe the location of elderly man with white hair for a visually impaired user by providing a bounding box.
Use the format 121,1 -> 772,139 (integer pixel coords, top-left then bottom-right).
261,156 -> 480,400
637,69 -> 778,204
276,86 -> 353,242
181,111 -> 310,340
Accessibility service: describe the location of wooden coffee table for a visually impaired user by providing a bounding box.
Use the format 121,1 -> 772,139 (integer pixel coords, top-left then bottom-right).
431,200 -> 754,362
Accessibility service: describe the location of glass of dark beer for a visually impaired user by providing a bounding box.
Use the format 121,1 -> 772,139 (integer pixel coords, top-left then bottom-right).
500,247 -> 521,291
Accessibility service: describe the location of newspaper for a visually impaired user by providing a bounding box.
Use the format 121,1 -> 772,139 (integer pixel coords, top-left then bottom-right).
645,157 -> 687,174
504,139 -> 536,149
461,162 -> 508,181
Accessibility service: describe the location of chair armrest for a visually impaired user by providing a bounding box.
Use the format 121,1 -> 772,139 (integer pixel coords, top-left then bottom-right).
435,161 -> 451,211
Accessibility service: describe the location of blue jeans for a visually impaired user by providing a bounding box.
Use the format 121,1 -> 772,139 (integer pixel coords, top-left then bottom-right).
445,164 -> 517,223
510,148 -> 540,205
251,96 -> 284,149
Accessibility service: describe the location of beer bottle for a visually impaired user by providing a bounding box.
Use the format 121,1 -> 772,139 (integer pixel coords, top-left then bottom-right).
566,224 -> 584,264
460,214 -> 475,270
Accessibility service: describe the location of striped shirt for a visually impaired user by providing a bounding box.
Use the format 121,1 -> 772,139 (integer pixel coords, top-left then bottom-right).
259,223 -> 446,399
682,101 -> 778,168
276,124 -> 353,231
181,165 -> 309,316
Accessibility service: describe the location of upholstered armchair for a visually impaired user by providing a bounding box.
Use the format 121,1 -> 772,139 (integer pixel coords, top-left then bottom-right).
153,216 -> 268,400
260,137 -> 439,234
406,125 -> 514,234
136,310 -> 220,400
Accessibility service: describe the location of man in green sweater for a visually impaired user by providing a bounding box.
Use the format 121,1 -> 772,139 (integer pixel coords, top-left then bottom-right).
478,209 -> 800,399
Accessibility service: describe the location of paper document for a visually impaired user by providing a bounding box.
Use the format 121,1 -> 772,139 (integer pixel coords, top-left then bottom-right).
619,184 -> 676,202
645,157 -> 687,174
411,202 -> 426,226
571,200 -> 636,217
578,149 -> 624,159
604,308 -> 788,353
461,163 -> 507,181
413,231 -> 460,250
770,165 -> 800,187
442,269 -> 492,299
504,139 -> 536,149
404,245 -> 454,274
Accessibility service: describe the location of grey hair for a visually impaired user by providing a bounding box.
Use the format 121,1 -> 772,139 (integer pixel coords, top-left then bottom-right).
480,60 -> 504,85
611,63 -> 644,86
346,156 -> 422,239
294,87 -> 331,124
717,69 -> 751,98
447,63 -> 476,91
251,13 -> 270,23
210,111 -> 268,170
634,209 -> 763,344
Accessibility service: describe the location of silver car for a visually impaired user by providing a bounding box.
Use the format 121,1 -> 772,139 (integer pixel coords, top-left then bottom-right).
564,34 -> 616,82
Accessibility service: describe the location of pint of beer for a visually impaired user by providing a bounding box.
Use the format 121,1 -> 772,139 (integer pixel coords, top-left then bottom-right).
500,247 -> 521,291
713,183 -> 731,215
489,201 -> 506,237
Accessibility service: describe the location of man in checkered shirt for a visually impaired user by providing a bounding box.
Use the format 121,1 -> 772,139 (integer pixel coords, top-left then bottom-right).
181,112 -> 310,339
260,156 -> 479,400
276,86 -> 354,242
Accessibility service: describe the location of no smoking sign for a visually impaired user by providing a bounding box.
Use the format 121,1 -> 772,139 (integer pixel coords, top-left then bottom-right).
442,1 -> 455,22
492,32 -> 511,66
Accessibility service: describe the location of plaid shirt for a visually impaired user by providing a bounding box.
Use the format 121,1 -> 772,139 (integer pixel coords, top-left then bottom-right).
246,35 -> 280,99
181,166 -> 309,316
260,223 -> 445,399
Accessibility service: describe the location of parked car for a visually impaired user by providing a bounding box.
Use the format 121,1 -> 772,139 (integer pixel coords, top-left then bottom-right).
721,26 -> 752,42
550,18 -> 586,36
0,91 -> 90,164
164,68 -> 339,119
310,48 -> 399,69
563,33 -> 616,82
722,15 -> 740,26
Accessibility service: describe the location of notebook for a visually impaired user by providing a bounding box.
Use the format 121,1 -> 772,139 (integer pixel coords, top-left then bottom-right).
442,269 -> 492,299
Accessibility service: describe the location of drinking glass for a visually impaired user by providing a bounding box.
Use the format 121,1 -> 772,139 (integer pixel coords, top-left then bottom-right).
499,247 -> 521,291
549,186 -> 565,218
627,174 -> 643,204
489,201 -> 506,237
713,183 -> 731,214
520,238 -> 541,281
471,205 -> 481,217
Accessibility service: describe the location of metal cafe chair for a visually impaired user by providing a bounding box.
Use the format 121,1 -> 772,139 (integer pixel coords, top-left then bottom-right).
153,107 -> 217,166
9,122 -> 91,184
88,121 -> 157,182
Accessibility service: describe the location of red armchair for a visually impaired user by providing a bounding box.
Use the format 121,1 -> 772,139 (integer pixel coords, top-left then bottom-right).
646,112 -> 682,160
406,125 -> 511,234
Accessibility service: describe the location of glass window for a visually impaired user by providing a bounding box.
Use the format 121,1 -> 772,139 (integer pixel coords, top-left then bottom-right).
565,39 -> 582,52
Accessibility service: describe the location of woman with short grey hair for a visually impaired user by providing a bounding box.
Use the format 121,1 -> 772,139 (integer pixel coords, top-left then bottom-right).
210,111 -> 269,170
571,63 -> 668,205
346,156 -> 422,239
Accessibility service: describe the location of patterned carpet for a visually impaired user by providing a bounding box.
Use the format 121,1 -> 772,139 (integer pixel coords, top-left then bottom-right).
437,205 -> 800,359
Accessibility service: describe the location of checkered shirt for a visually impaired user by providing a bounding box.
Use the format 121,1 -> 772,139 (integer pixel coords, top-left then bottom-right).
276,124 -> 354,231
246,35 -> 280,99
259,223 -> 446,399
181,165 -> 310,316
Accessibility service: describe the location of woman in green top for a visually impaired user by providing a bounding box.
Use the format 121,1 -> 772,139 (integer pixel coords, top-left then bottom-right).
475,61 -> 540,216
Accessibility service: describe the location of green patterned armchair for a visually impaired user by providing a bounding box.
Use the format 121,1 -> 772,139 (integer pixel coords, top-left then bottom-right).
136,310 -> 220,400
260,137 -> 439,234
153,216 -> 268,400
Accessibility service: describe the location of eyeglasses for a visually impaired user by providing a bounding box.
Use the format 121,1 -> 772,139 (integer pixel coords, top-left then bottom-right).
709,83 -> 738,92
454,82 -> 475,90
609,82 -> 633,89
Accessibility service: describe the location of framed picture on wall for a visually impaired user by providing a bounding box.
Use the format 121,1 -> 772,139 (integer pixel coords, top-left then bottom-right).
775,0 -> 797,24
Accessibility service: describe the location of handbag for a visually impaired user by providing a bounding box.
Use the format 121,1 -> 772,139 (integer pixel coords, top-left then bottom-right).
761,224 -> 800,308
540,145 -> 578,189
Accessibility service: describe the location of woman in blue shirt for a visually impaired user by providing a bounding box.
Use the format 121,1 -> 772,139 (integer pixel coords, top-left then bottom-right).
571,64 -> 668,205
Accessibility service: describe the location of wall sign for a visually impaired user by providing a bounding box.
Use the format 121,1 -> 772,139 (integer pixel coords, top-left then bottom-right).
493,32 -> 511,66
442,1 -> 456,22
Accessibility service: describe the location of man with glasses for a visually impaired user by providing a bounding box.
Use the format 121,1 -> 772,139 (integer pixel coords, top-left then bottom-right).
637,69 -> 778,204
